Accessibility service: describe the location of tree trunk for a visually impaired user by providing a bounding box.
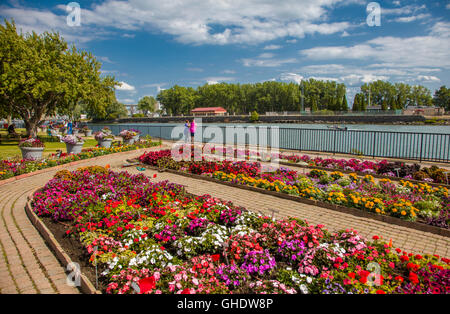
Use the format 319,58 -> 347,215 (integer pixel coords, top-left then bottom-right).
24,119 -> 39,138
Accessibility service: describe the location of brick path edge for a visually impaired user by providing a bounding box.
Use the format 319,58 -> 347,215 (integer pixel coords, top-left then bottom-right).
25,188 -> 100,294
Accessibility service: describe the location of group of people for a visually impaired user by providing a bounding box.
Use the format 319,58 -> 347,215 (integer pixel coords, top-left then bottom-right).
184,119 -> 196,143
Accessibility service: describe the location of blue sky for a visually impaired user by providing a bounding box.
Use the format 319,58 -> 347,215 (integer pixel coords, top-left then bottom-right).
1,0 -> 449,105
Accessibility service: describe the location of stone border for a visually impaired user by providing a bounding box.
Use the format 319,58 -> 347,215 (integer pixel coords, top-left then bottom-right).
140,163 -> 450,238
0,143 -> 164,187
25,188 -> 101,294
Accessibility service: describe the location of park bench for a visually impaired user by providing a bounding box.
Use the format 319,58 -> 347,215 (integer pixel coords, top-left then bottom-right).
0,132 -> 24,144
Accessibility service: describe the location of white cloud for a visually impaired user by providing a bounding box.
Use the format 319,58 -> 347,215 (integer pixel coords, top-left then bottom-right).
116,81 -> 135,91
263,44 -> 282,50
119,98 -> 136,104
98,56 -> 115,64
186,67 -> 204,72
417,75 -> 440,82
279,73 -> 304,84
222,70 -> 236,74
204,76 -> 235,85
299,23 -> 450,70
241,52 -> 297,67
1,0 -> 354,45
395,13 -> 430,23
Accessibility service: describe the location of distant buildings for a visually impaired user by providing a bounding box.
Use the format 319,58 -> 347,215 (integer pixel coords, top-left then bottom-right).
191,107 -> 227,116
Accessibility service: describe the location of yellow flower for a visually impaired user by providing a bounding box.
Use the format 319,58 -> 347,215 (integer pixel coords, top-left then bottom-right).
401,211 -> 406,216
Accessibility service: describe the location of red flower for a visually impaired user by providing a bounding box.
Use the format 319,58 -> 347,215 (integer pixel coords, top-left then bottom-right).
376,290 -> 386,294
211,254 -> 220,262
372,235 -> 379,240
153,174 -> 157,178
408,272 -> 419,285
181,288 -> 190,294
139,276 -> 156,294
348,272 -> 356,279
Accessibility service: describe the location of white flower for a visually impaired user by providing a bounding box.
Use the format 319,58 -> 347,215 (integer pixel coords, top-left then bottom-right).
300,284 -> 309,294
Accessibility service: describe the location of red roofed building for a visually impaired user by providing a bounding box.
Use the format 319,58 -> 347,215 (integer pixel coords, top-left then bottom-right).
191,107 -> 227,116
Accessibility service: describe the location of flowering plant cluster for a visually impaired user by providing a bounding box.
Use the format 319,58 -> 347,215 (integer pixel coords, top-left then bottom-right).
18,137 -> 45,148
32,167 -> 450,294
206,145 -> 450,185
119,129 -> 140,140
0,140 -> 160,181
94,131 -> 115,141
138,150 -> 449,229
61,134 -> 84,145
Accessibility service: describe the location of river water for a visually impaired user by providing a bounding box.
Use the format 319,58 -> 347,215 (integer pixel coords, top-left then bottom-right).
88,122 -> 450,162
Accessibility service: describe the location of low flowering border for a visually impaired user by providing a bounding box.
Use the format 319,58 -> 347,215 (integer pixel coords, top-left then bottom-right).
137,157 -> 450,237
205,145 -> 450,188
0,140 -> 162,185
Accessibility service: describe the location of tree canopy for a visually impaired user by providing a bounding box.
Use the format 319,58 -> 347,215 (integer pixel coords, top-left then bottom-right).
137,96 -> 157,116
0,19 -> 118,136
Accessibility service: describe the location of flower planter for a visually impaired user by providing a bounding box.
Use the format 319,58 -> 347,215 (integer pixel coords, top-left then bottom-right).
97,139 -> 112,148
123,138 -> 135,145
20,147 -> 44,160
84,130 -> 92,137
66,142 -> 84,154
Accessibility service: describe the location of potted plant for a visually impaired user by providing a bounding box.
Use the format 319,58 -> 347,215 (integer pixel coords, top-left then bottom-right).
62,134 -> 84,154
82,126 -> 92,136
119,129 -> 140,145
94,130 -> 115,148
18,138 -> 45,160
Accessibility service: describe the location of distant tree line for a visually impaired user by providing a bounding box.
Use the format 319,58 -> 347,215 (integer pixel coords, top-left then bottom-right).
156,80 -> 449,116
156,79 -> 348,116
352,81 -> 449,112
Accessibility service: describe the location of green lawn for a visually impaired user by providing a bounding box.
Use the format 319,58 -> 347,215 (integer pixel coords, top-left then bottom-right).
0,128 -> 98,160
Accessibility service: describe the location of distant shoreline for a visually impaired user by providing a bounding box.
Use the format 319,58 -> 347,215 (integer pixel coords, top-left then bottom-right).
92,115 -> 450,126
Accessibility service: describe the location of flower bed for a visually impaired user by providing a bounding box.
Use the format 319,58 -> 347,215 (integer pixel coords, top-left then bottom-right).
208,146 -> 450,185
0,140 -> 161,181
31,166 -> 449,294
138,150 -> 450,229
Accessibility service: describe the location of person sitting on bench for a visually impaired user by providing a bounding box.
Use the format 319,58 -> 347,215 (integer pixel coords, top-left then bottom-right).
7,123 -> 18,137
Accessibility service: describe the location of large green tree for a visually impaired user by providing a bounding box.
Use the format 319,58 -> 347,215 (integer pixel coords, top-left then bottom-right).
0,19 -> 118,136
433,86 -> 450,111
137,96 -> 157,116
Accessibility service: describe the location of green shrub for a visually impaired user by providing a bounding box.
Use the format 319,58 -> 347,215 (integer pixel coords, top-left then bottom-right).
249,111 -> 259,122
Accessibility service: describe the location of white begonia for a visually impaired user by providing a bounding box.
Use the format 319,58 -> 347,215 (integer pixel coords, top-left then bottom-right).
300,284 -> 309,294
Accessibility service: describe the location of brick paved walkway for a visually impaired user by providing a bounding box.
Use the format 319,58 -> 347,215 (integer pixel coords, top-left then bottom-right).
0,143 -> 449,294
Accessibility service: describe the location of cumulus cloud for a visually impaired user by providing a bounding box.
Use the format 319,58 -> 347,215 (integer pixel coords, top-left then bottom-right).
299,23 -> 450,70
279,73 -> 304,84
1,0 -> 354,45
116,81 -> 135,91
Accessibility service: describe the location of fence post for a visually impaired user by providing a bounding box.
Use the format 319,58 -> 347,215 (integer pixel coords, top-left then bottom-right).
372,132 -> 377,159
419,133 -> 423,162
333,130 -> 337,155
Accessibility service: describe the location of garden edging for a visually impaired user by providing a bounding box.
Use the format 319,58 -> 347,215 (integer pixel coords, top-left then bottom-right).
139,163 -> 450,238
25,188 -> 101,294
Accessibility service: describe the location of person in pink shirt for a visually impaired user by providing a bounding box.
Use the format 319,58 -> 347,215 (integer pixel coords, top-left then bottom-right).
189,119 -> 196,143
